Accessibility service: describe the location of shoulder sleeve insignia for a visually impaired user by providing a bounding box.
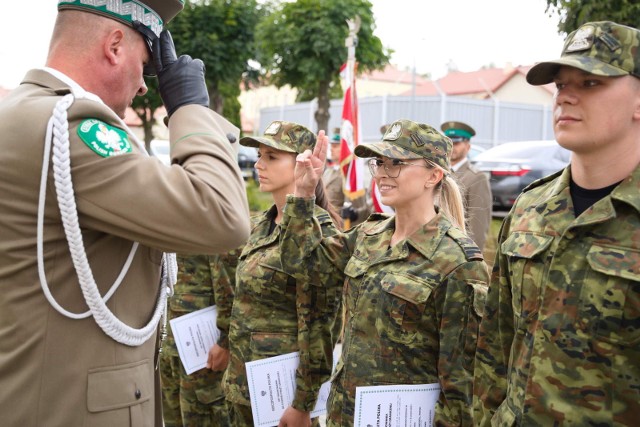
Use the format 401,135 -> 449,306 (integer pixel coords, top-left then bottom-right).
77,119 -> 133,157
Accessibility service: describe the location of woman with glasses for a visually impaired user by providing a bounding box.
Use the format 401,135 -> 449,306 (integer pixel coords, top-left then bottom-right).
280,119 -> 489,426
220,121 -> 344,427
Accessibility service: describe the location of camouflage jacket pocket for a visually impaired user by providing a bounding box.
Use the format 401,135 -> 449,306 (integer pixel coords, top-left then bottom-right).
501,232 -> 553,320
582,244 -> 640,345
377,272 -> 435,345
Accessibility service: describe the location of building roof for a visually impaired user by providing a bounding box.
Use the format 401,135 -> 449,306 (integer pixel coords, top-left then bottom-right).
400,65 -> 555,97
360,63 -> 429,86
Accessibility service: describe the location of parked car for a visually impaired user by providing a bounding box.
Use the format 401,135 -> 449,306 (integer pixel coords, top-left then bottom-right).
149,139 -> 170,166
471,140 -> 571,211
237,145 -> 258,181
468,144 -> 486,161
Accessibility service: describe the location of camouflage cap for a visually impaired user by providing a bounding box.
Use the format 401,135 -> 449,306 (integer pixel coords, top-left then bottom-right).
527,21 -> 640,85
440,121 -> 476,142
58,0 -> 184,38
354,119 -> 452,172
239,121 -> 316,154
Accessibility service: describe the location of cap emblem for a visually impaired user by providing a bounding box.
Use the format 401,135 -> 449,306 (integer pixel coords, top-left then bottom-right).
566,25 -> 595,52
264,121 -> 281,136
385,122 -> 402,141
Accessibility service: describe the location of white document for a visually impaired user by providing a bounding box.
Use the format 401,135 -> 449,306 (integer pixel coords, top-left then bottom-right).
169,305 -> 220,375
246,349 -> 337,427
354,383 -> 441,427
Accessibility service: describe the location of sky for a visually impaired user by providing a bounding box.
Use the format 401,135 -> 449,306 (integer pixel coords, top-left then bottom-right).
0,0 -> 565,88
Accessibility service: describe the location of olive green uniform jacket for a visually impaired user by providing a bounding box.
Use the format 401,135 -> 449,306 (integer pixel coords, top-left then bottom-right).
474,166 -> 640,426
0,69 -> 250,427
281,196 -> 489,426
454,160 -> 492,251
223,204 -> 343,413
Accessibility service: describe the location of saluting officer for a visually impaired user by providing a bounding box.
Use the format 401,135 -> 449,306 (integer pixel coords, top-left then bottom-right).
440,121 -> 492,250
282,119 -> 489,426
0,1 -> 250,425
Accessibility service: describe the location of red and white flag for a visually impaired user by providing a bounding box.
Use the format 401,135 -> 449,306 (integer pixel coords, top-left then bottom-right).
371,179 -> 394,214
339,63 -> 365,200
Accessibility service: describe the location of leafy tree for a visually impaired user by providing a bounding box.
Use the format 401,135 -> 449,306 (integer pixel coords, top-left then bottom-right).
131,77 -> 162,150
256,0 -> 390,132
545,0 -> 640,34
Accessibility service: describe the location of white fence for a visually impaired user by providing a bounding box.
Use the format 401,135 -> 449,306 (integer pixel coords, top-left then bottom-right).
258,95 -> 554,149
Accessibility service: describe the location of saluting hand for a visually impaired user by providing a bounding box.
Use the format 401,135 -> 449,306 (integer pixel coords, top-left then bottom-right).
294,130 -> 328,198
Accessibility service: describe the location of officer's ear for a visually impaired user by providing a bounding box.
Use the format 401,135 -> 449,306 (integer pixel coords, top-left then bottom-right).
103,28 -> 126,67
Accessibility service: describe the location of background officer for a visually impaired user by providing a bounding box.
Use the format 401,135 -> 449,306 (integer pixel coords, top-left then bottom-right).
0,1 -> 250,425
441,121 -> 492,250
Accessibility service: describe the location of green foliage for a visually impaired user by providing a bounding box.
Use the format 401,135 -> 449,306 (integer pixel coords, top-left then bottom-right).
256,0 -> 390,130
131,76 -> 163,148
245,179 -> 273,213
545,0 -> 640,34
167,0 -> 264,118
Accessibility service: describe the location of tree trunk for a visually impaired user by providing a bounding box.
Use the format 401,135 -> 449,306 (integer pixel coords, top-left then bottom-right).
314,79 -> 331,133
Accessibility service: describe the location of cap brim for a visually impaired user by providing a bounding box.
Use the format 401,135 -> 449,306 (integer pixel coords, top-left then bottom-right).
354,141 -> 423,159
239,136 -> 296,153
527,56 -> 629,85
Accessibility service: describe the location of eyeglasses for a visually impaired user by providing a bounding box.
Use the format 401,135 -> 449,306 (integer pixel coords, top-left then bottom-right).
367,158 -> 429,178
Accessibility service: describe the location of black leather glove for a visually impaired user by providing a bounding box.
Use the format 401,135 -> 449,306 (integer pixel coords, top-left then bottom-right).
341,205 -> 358,221
152,30 -> 209,117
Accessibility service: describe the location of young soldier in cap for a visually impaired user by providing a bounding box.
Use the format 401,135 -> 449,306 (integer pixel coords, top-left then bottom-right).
221,121 -> 344,426
323,130 -> 371,228
0,1 -> 250,425
440,121 -> 492,251
282,119 -> 489,426
160,251 -> 240,427
474,21 -> 640,425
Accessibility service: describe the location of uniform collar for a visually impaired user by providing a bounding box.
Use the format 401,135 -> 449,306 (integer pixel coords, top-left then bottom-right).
452,157 -> 468,172
23,68 -> 105,105
363,212 -> 450,260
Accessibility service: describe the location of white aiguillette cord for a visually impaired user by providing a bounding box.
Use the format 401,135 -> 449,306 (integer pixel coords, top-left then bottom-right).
37,89 -> 177,347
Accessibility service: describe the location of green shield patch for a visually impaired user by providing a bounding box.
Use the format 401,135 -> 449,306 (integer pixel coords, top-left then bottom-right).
78,119 -> 132,157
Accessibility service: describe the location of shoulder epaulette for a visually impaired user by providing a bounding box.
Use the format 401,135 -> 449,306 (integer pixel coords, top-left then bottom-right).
446,226 -> 484,261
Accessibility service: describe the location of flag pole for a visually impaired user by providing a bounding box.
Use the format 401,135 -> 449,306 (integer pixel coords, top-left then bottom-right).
341,16 -> 361,230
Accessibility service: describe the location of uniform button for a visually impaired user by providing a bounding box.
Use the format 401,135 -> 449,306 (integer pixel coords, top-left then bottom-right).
135,389 -> 142,399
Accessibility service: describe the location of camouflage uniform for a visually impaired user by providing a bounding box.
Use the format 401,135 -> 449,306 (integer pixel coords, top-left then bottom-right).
474,166 -> 640,426
221,205 -> 343,425
161,252 -> 238,427
222,120 -> 344,426
474,21 -> 640,426
280,119 -> 490,426
282,197 -> 488,426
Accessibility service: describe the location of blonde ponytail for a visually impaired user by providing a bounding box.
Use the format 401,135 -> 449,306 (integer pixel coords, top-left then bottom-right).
435,173 -> 466,232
